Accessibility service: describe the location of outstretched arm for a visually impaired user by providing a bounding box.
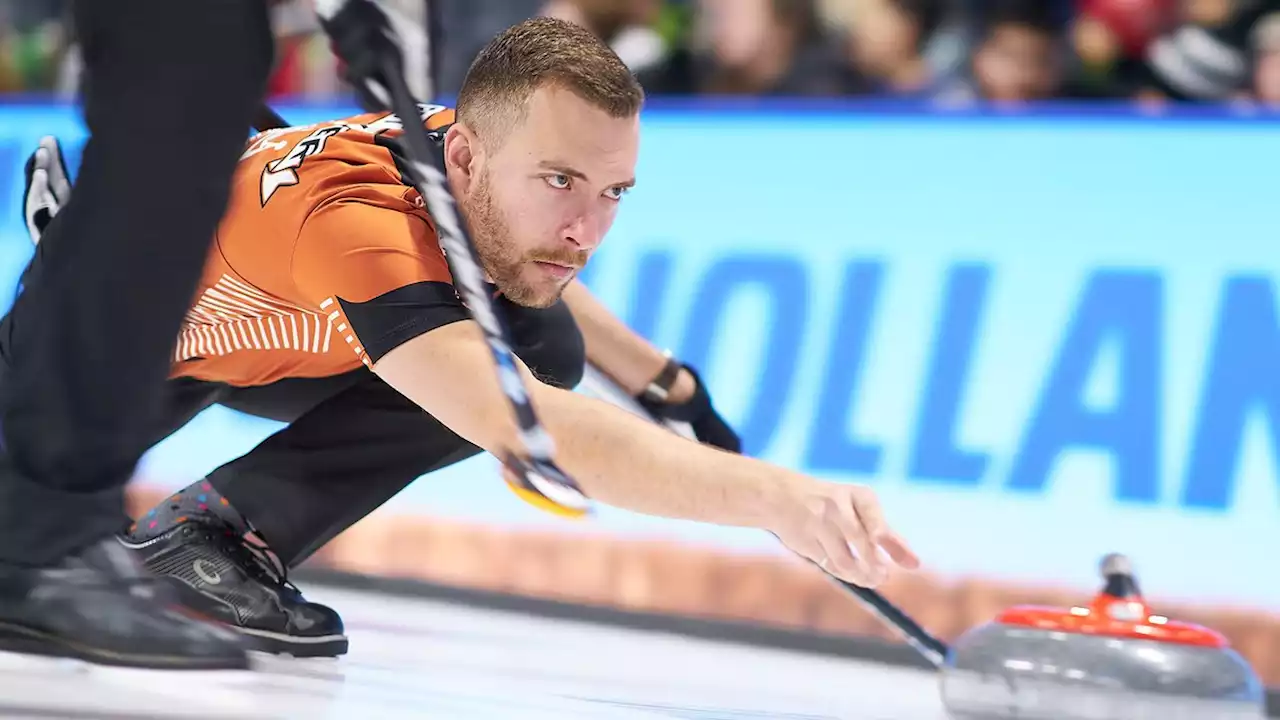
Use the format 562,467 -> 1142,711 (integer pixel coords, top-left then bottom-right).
372,318 -> 920,588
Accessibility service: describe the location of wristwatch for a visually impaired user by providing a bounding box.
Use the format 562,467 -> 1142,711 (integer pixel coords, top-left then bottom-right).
640,351 -> 683,405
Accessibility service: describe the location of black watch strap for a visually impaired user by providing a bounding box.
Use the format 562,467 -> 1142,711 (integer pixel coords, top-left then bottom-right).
640,353 -> 682,405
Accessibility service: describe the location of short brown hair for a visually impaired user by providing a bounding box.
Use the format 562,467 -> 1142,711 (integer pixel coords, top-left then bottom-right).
456,17 -> 644,144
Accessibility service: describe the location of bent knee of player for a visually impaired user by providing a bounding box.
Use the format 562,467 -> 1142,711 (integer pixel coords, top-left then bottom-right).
510,300 -> 585,390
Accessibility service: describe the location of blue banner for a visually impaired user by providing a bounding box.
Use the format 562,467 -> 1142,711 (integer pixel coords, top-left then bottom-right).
1,100 -> 1277,608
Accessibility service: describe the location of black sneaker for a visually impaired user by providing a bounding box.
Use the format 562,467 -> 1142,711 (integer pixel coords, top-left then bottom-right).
119,518 -> 348,658
0,535 -> 251,670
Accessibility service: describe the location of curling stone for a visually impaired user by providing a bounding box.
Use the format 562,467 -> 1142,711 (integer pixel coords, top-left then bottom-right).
939,553 -> 1265,720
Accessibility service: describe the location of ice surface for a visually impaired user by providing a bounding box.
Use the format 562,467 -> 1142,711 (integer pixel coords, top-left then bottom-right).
0,584 -> 949,719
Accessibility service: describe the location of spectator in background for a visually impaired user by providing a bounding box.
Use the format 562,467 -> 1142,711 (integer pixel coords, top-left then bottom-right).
836,0 -> 949,95
13,0 -> 1280,108
933,0 -> 1065,104
1247,10 -> 1280,104
1067,0 -> 1176,98
540,0 -> 673,76
0,0 -> 69,92
638,0 -> 859,96
263,0 -> 331,97
1142,0 -> 1280,101
433,0 -> 548,95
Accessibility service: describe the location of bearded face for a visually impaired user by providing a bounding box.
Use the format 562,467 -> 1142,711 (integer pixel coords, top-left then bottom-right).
462,166 -> 592,309
454,85 -> 639,309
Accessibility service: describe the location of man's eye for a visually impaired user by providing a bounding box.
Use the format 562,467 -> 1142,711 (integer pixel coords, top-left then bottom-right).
546,174 -> 571,189
605,186 -> 628,200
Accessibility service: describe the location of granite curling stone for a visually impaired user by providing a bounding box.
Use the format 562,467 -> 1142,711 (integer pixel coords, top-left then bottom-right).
938,553 -> 1265,720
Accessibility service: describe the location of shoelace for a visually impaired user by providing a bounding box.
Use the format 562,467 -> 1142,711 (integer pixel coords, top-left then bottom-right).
197,522 -> 304,597
238,535 -> 303,596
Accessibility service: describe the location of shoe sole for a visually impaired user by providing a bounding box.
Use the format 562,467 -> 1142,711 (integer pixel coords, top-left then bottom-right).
235,625 -> 349,658
0,621 -> 251,671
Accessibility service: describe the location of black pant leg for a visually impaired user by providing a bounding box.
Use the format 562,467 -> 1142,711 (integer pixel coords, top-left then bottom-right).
0,346 -> 229,541
0,0 -> 273,564
209,298 -> 586,568
209,377 -> 479,568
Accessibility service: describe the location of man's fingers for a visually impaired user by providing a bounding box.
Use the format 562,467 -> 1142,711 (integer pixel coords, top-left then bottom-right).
848,487 -> 920,569
815,500 -> 887,586
777,485 -> 919,587
844,487 -> 889,579
878,530 -> 921,570
848,486 -> 889,541
814,517 -> 872,585
832,500 -> 885,585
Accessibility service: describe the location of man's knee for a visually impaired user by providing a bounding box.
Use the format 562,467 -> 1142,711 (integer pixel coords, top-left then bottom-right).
507,299 -> 585,390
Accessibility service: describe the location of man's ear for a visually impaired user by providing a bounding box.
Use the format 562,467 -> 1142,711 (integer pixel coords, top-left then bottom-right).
444,123 -> 479,188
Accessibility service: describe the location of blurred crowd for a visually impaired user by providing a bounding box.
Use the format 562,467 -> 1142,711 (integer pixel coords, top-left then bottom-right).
3,0 -> 1280,106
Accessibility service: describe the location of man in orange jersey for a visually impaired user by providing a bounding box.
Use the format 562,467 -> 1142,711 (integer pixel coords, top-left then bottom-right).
11,17 -> 920,658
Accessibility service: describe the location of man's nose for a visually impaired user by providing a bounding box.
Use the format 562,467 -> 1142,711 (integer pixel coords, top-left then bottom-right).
562,212 -> 605,251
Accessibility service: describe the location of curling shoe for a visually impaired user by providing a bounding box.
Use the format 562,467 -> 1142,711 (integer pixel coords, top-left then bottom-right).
0,535 -> 252,669
119,516 -> 348,658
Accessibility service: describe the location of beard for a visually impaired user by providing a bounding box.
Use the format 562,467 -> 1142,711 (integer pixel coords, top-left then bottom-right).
462,170 -> 590,308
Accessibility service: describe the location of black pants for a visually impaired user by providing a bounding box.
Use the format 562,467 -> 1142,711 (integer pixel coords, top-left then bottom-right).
0,0 -> 274,565
146,298 -> 584,569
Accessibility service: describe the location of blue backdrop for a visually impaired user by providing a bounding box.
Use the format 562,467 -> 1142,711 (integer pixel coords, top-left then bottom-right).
1,99 -> 1277,608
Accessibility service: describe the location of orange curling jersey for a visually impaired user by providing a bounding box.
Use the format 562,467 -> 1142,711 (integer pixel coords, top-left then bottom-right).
170,104 -> 470,387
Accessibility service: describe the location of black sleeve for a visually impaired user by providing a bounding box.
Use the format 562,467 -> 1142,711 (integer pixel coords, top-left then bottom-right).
337,280 -> 471,363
